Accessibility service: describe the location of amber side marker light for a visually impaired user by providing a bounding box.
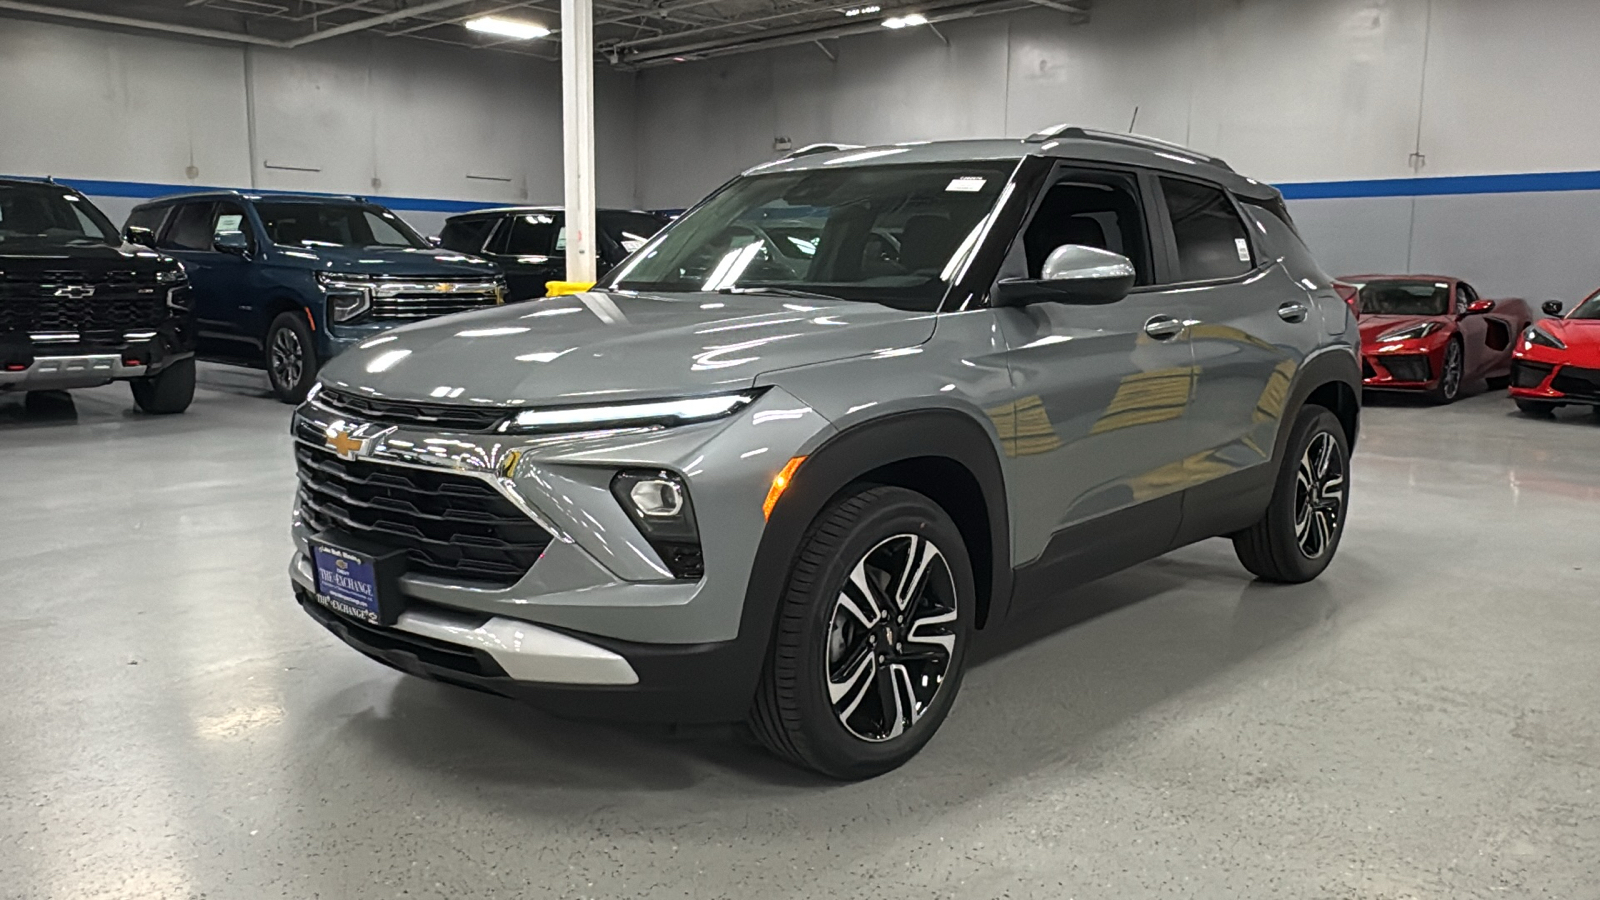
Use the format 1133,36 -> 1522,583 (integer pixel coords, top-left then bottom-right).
763,456 -> 806,520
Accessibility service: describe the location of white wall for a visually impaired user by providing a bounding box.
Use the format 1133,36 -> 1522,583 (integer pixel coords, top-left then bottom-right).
0,16 -> 637,234
634,0 -> 1600,302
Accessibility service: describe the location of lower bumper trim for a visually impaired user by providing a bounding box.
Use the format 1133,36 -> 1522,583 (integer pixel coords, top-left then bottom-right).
0,353 -> 147,390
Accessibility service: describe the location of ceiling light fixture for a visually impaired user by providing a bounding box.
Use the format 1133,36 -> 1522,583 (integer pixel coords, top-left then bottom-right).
465,15 -> 551,40
882,12 -> 928,28
842,5 -> 881,16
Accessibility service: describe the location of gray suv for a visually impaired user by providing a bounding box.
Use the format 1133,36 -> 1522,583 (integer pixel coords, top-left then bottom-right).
288,127 -> 1360,779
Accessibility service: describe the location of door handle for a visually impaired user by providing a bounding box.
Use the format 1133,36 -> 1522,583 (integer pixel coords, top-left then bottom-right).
1278,301 -> 1311,323
1144,315 -> 1186,340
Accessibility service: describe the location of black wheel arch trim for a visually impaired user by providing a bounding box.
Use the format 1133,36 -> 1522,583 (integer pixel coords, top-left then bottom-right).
1273,347 -> 1362,466
723,408 -> 1013,714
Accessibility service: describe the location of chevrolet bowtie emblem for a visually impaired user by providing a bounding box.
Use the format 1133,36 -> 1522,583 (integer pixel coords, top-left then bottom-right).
434,282 -> 455,293
53,285 -> 95,299
325,428 -> 367,460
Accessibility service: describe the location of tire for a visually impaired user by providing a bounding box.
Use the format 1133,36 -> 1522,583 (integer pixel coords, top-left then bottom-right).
1429,338 -> 1464,404
1232,405 -> 1350,584
1515,398 -> 1558,417
750,485 -> 975,780
129,356 -> 195,415
265,311 -> 318,404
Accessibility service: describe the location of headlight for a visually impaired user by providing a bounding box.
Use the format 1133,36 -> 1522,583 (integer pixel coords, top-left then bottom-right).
317,272 -> 373,323
500,390 -> 761,434
1377,322 -> 1440,342
154,263 -> 187,284
1524,325 -> 1567,350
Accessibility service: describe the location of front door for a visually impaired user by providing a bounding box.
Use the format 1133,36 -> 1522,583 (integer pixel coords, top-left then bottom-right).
993,165 -> 1202,588
158,201 -> 258,360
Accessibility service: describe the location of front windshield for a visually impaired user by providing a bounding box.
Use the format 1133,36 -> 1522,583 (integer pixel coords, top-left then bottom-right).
254,201 -> 427,249
1569,290 -> 1600,320
605,160 -> 1019,311
0,183 -> 120,247
1357,280 -> 1451,316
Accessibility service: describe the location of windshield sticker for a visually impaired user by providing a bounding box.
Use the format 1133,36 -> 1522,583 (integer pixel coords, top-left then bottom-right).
216,214 -> 243,234
1235,238 -> 1250,262
946,177 -> 987,193
619,232 -> 648,253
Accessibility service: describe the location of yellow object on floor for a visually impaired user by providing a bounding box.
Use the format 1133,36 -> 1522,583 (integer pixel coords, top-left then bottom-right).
545,280 -> 596,297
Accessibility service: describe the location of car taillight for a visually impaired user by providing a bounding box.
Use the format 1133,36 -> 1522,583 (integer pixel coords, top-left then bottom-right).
1333,281 -> 1360,316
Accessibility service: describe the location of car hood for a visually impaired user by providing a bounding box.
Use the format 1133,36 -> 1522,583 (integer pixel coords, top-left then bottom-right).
316,290 -> 937,405
1540,318 -> 1600,366
265,243 -> 498,278
0,241 -> 173,273
1358,314 -> 1448,344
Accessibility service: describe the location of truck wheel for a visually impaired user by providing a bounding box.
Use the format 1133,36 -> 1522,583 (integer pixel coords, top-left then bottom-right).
1231,405 -> 1350,584
750,485 -> 974,780
266,311 -> 318,404
130,357 -> 195,415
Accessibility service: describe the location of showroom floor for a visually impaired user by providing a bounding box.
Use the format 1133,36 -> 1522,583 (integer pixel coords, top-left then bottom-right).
2,366 -> 1597,900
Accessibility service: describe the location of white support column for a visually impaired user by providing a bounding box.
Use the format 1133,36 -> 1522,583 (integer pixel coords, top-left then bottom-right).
561,0 -> 598,284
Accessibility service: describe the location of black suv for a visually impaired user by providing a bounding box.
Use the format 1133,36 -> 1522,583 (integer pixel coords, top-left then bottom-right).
438,207 -> 668,301
1,178 -> 194,413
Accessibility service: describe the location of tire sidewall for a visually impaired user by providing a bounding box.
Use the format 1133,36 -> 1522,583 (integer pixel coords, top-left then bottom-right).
785,488 -> 976,778
1264,407 -> 1350,582
132,356 -> 195,414
1434,338 -> 1463,403
266,312 -> 317,403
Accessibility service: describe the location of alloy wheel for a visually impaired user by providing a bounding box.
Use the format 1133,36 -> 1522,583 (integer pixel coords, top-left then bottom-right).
825,534 -> 959,742
1293,431 -> 1346,560
271,327 -> 304,390
1440,341 -> 1463,400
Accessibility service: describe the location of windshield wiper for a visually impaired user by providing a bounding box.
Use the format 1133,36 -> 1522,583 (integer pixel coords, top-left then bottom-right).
718,286 -> 842,301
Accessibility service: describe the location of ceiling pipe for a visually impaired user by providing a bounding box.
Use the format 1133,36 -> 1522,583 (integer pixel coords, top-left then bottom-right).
615,0 -> 924,50
0,0 -> 478,47
624,0 -> 1033,66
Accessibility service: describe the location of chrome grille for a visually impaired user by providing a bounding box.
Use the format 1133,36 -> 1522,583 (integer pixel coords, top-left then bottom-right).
295,442 -> 552,588
368,278 -> 502,320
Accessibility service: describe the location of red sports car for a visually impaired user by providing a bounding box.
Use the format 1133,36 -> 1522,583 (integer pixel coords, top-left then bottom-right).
1508,292 -> 1600,415
1342,275 -> 1531,404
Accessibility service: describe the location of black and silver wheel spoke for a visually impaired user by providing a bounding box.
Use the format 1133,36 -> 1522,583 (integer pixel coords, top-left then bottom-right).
272,329 -> 303,388
1294,431 -> 1346,560
825,534 -> 959,743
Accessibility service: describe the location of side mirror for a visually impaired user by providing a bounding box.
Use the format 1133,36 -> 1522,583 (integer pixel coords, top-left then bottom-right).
126,226 -> 157,249
995,245 -> 1136,307
1464,299 -> 1496,316
1542,300 -> 1565,316
213,230 -> 250,256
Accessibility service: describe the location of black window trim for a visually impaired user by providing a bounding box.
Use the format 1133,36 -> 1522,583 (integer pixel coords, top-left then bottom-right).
1148,171 -> 1271,291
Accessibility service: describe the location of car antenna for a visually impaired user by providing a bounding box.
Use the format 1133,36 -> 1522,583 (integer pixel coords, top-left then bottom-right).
1128,106 -> 1139,133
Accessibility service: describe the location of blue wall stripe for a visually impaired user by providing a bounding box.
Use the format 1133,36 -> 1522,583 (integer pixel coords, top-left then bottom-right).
1278,169 -> 1600,201
15,168 -> 1600,211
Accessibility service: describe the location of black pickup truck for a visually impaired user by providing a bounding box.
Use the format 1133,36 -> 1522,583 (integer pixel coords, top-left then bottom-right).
1,178 -> 195,413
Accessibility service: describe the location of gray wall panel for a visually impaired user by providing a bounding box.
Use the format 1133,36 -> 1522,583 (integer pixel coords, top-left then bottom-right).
1289,196 -> 1416,280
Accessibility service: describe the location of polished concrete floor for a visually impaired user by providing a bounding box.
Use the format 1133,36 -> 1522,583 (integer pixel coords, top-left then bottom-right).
2,366 -> 1597,899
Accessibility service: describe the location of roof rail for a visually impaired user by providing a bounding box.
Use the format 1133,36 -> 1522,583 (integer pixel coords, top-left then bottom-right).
785,142 -> 864,159
1025,124 -> 1231,171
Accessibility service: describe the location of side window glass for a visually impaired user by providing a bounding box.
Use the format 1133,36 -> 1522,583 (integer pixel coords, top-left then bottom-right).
439,217 -> 495,253
124,206 -> 168,237
158,202 -> 216,252
505,213 -> 564,257
1457,283 -> 1476,313
1160,178 -> 1253,282
1018,170 -> 1153,284
212,201 -> 252,251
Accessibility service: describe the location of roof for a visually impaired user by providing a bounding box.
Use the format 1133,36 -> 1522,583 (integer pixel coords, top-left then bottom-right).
132,190 -> 366,207
748,131 -> 1278,200
1342,274 -> 1459,283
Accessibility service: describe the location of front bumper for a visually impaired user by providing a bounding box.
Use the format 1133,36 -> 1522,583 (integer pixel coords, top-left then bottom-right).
288,386 -> 835,719
0,330 -> 192,391
1509,358 -> 1600,404
1361,341 -> 1441,390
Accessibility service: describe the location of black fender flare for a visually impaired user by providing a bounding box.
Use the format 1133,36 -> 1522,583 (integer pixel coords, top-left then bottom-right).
723,409 -> 1014,701
1272,347 -> 1362,467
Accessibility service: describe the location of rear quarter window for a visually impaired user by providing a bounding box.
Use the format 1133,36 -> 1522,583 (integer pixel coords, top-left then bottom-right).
1240,197 -> 1333,289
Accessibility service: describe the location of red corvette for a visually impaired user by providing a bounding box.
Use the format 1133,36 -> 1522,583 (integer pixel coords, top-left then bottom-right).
1343,275 -> 1531,404
1508,292 -> 1600,415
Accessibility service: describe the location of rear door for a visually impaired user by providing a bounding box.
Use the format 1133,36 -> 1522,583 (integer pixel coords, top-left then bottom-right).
1151,177 -> 1322,539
